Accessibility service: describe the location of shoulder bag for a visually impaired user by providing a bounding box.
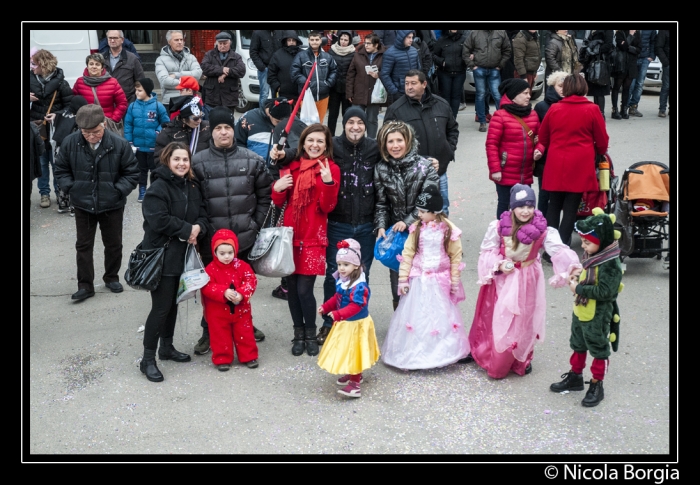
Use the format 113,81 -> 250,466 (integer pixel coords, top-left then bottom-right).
33,91 -> 57,141
510,113 -> 536,144
90,87 -> 124,136
124,238 -> 171,291
248,202 -> 295,278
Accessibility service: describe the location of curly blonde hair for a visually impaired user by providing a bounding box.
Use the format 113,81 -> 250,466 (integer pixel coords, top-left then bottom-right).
31,49 -> 58,75
547,70 -> 568,87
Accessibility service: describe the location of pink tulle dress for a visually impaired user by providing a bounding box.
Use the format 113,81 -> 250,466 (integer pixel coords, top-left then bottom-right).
381,219 -> 470,370
468,214 -> 581,379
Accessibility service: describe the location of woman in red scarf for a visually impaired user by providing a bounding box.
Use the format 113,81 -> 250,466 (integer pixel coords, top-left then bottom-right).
271,124 -> 340,357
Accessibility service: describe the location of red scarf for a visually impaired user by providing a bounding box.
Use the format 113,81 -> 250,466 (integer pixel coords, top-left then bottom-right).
292,156 -> 321,225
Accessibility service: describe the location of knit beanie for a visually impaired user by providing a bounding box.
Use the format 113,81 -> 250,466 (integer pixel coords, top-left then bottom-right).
69,95 -> 88,115
499,78 -> 531,102
75,104 -> 105,129
510,184 -> 536,209
342,106 -> 367,127
415,184 -> 443,213
268,97 -> 294,120
211,228 -> 239,257
208,106 -> 235,130
336,238 -> 362,267
138,77 -> 155,96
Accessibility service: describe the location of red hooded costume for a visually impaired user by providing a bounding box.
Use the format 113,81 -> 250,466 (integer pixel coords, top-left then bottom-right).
201,229 -> 258,365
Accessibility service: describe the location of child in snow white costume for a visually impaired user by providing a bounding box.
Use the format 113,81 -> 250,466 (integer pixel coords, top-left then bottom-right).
466,184 -> 581,378
550,208 -> 624,407
381,185 -> 470,370
201,229 -> 259,371
317,238 -> 380,398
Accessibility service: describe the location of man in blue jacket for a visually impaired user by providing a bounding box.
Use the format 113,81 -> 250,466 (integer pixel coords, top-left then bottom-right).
379,30 -> 421,106
627,29 -> 657,117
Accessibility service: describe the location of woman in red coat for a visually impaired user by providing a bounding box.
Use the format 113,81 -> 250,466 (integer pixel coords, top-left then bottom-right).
534,73 -> 609,246
486,78 -> 541,218
271,123 -> 340,357
72,53 -> 128,123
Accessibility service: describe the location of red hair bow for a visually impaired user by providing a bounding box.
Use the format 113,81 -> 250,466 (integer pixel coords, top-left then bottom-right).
337,240 -> 350,249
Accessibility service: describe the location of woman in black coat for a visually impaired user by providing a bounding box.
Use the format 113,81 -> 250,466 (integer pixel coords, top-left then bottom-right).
139,141 -> 210,382
581,30 -> 614,117
327,30 -> 355,135
611,30 -> 641,120
432,30 -> 467,118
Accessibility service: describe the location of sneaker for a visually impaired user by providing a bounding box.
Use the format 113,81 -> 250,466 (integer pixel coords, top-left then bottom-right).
478,123 -> 487,132
459,102 -> 467,111
658,110 -> 667,118
194,335 -> 210,355
271,284 -> 288,300
137,185 -> 146,203
40,195 -> 51,208
246,359 -> 259,369
486,113 -> 492,122
57,196 -> 70,213
69,206 -> 75,217
217,364 -> 231,372
336,374 -> 364,385
253,326 -> 265,342
337,381 -> 361,398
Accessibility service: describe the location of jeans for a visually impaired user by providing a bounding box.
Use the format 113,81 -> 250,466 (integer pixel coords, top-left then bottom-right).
659,64 -> 670,112
439,173 -> 450,216
258,68 -> 270,107
354,104 -> 379,139
494,182 -> 514,219
437,70 -> 467,119
322,220 -> 375,327
73,206 -> 125,291
38,146 -> 57,196
473,67 -> 502,123
628,57 -> 651,106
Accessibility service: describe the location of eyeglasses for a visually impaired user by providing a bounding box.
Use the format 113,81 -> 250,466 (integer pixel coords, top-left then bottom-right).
80,126 -> 104,138
107,37 -> 121,40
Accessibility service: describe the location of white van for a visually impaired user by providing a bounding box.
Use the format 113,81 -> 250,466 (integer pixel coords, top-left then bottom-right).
224,29 -> 310,112
29,30 -> 100,87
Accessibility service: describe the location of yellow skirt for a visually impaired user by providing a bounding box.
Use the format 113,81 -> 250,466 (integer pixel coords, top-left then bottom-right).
317,315 -> 381,375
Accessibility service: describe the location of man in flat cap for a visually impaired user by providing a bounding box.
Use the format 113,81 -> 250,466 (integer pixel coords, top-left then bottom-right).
201,31 -> 246,113
54,104 -> 139,301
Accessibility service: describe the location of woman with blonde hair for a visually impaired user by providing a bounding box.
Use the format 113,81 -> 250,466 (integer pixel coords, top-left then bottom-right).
374,120 -> 439,310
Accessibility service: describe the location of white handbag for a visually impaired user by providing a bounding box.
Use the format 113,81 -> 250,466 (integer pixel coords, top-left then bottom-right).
248,203 -> 295,278
175,243 -> 210,304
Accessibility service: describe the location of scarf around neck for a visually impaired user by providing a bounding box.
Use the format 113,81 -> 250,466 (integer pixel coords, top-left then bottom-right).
292,156 -> 322,225
331,43 -> 355,56
82,70 -> 111,87
167,45 -> 185,62
503,101 -> 532,117
575,240 -> 621,306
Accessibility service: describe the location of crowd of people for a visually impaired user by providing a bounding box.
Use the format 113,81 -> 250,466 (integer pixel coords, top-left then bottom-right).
31,27 -> 665,407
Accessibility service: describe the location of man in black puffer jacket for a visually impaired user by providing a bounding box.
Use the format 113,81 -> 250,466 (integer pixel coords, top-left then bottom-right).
191,106 -> 272,353
384,69 -> 459,216
54,105 -> 139,302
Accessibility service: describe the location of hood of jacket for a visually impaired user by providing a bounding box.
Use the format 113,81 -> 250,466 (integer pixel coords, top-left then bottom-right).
543,85 -> 563,105
393,30 -> 415,50
210,228 -> 239,259
279,30 -> 302,47
441,30 -> 464,40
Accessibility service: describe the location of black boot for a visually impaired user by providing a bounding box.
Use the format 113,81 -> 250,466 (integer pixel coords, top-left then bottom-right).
621,105 -> 629,119
291,327 -> 305,356
581,380 -> 605,407
611,106 -> 621,120
158,337 -> 192,362
550,370 -> 584,392
305,327 -> 319,356
140,348 -> 164,382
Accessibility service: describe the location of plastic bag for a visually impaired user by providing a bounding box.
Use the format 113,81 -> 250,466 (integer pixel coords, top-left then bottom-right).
176,243 -> 210,304
371,79 -> 387,105
300,87 -> 320,125
374,227 -> 408,272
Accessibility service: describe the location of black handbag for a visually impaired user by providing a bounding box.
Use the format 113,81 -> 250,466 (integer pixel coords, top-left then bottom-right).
124,239 -> 170,291
586,58 -> 610,86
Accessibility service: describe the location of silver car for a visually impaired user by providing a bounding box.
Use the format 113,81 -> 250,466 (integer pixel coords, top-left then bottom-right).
463,59 -> 546,101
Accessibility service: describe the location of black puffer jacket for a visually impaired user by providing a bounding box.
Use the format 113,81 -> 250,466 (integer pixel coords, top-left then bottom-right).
140,164 -> 211,277
155,120 -> 212,165
383,87 -> 459,176
433,30 -> 467,73
268,31 -> 303,101
29,67 -> 74,121
330,133 -> 381,225
54,129 -> 139,214
374,145 -> 439,230
191,139 -> 273,252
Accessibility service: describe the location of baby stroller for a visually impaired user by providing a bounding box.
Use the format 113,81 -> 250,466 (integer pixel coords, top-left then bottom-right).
612,161 -> 670,267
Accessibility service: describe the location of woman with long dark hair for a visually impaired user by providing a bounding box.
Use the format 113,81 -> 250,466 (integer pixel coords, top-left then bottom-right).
610,30 -> 641,120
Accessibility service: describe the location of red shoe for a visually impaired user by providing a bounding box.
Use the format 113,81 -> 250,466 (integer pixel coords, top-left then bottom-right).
337,381 -> 361,398
475,114 -> 492,122
336,374 -> 364,385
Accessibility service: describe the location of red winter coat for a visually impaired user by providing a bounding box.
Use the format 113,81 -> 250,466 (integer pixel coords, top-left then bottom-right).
72,68 -> 128,122
535,95 -> 609,193
271,157 -> 340,275
486,96 -> 540,186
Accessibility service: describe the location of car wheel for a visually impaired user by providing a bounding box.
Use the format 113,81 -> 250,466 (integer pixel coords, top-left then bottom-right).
235,89 -> 256,113
531,86 -> 543,101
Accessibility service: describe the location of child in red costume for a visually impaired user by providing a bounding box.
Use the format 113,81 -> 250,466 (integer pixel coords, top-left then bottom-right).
201,229 -> 259,371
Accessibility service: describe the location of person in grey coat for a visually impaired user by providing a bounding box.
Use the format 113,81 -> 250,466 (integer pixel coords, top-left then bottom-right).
155,30 -> 203,108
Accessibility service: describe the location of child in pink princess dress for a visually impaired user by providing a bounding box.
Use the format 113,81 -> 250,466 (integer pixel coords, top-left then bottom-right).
464,184 -> 581,379
381,185 -> 470,370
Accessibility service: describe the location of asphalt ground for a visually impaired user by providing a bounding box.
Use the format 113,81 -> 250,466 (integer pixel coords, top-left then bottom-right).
24,89 -> 675,464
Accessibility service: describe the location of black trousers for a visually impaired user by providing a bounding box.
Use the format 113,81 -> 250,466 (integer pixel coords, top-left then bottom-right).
287,274 -> 317,329
136,151 -> 156,187
73,206 -> 124,291
143,275 -> 179,350
546,191 -> 582,247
